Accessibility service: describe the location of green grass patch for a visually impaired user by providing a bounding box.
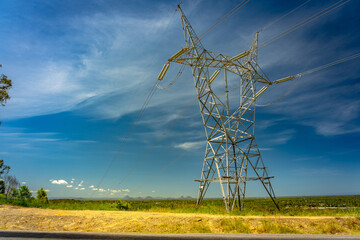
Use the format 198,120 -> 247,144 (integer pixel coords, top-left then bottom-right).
1,195 -> 359,216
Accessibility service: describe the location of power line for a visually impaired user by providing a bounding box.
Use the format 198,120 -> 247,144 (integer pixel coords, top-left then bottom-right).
255,76 -> 301,107
260,0 -> 351,48
134,150 -> 189,192
157,65 -> 185,90
92,79 -> 160,195
198,0 -> 251,41
116,97 -> 197,187
255,52 -> 360,107
91,7 -> 178,195
260,0 -> 312,32
297,52 -> 360,77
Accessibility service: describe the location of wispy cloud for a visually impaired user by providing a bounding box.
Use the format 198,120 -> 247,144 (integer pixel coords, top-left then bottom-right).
78,180 -> 84,187
260,129 -> 296,146
263,82 -> 360,136
174,141 -> 205,151
293,156 -> 325,162
2,7 -> 179,121
291,167 -> 341,176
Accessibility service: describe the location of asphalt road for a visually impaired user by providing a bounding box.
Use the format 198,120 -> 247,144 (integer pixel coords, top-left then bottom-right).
0,231 -> 359,240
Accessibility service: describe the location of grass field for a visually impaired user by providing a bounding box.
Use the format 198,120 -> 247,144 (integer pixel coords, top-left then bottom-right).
1,195 -> 359,216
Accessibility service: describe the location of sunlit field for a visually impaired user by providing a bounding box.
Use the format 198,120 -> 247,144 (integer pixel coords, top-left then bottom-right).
1,195 -> 359,216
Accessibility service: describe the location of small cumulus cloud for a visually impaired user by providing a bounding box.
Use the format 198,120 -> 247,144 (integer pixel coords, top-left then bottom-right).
66,185 -> 73,188
80,188 -> 85,190
45,189 -> 50,192
50,179 -> 68,185
78,180 -> 84,187
122,189 -> 130,192
151,190 -> 155,193
92,188 -> 98,191
110,190 -> 121,193
21,182 -> 26,185
74,187 -> 79,190
89,185 -> 94,188
98,188 -> 106,192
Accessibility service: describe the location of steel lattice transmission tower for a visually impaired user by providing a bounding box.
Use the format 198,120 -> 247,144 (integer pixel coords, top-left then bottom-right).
158,5 -> 291,211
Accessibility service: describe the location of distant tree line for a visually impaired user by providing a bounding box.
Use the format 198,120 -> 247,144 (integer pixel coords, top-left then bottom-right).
0,65 -> 49,203
0,160 -> 48,203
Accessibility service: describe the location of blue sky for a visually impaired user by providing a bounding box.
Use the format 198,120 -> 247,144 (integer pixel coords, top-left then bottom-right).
0,0 -> 359,199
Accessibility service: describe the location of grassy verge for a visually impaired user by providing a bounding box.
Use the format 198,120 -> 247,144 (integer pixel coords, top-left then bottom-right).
1,195 -> 359,216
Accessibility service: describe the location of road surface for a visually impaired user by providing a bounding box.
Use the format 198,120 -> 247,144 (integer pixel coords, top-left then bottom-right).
0,230 -> 359,240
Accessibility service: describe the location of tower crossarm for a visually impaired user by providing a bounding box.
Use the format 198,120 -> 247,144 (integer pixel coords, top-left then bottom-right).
167,48 -> 271,85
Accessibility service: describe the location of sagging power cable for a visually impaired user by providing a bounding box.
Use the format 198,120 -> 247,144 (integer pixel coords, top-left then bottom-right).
198,0 -> 251,41
116,97 -> 197,187
93,79 -> 160,194
255,52 -> 360,107
260,0 -> 312,32
92,7 -> 178,195
134,150 -> 189,192
260,0 -> 351,48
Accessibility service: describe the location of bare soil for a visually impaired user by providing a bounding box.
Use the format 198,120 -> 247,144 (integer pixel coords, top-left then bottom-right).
1,204 -> 359,234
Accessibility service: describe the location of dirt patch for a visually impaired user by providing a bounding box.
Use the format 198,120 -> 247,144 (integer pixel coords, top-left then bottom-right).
1,204 -> 359,234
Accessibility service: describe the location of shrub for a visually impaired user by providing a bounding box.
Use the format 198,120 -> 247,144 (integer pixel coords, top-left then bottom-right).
36,187 -> 48,203
113,200 -> 131,210
19,185 -> 32,200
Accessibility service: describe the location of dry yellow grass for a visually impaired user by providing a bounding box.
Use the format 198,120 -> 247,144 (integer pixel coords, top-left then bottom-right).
1,204 -> 359,234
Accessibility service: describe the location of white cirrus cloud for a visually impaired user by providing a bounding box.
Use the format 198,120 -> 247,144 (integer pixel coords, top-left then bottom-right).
78,180 -> 84,187
174,141 -> 205,151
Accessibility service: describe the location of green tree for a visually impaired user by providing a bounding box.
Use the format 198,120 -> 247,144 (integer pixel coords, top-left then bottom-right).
4,175 -> 19,199
19,185 -> 32,200
11,188 -> 19,199
36,187 -> 48,203
0,159 -> 10,195
0,160 -> 10,177
0,179 -> 4,194
0,65 -> 12,106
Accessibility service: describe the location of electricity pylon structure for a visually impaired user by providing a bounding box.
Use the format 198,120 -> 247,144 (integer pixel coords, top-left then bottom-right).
158,5 -> 294,211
